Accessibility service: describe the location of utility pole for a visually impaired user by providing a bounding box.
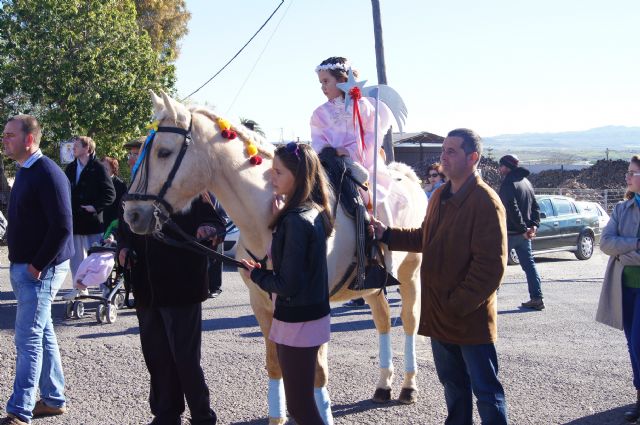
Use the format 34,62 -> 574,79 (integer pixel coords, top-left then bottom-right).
371,0 -> 395,162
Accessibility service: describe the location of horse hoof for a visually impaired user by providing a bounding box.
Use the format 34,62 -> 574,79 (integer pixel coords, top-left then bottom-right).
398,387 -> 418,404
372,388 -> 392,403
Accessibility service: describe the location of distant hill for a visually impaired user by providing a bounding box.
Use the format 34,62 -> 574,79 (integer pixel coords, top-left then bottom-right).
484,126 -> 640,150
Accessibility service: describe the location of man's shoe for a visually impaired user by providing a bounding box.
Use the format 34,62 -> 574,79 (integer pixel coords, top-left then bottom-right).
521,298 -> 545,310
0,414 -> 29,425
208,289 -> 222,299
343,298 -> 366,308
62,288 -> 89,301
32,400 -> 67,417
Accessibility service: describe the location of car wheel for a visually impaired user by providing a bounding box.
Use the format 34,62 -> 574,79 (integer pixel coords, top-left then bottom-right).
575,233 -> 594,260
508,249 -> 520,265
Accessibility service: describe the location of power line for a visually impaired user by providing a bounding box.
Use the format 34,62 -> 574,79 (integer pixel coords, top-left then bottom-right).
181,1 -> 285,101
226,0 -> 294,114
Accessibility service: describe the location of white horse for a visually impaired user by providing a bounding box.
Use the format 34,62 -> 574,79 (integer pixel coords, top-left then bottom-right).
123,91 -> 427,425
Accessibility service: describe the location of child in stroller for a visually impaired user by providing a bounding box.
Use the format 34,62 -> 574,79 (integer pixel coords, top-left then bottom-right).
64,221 -> 130,323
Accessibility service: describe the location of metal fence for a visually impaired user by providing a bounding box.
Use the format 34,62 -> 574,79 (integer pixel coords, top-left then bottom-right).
534,187 -> 627,213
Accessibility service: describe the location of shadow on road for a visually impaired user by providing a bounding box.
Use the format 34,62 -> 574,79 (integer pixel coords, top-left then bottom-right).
562,404 -> 631,424
331,308 -> 373,318
77,327 -> 139,339
0,290 -> 15,301
498,308 -> 538,315
332,398 -> 395,417
331,318 -> 402,333
203,314 -> 259,333
229,419 -> 266,425
0,303 -> 16,330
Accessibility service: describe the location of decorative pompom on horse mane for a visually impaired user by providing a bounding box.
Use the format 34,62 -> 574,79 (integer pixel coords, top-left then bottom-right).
190,107 -> 274,163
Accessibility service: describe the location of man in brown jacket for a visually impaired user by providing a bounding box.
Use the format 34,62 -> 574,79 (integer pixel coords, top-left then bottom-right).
373,128 -> 509,424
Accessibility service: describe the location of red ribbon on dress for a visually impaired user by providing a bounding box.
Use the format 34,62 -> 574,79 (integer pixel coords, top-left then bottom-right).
349,86 -> 366,161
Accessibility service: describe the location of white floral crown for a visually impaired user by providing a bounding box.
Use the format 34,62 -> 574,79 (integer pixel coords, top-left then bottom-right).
315,61 -> 351,73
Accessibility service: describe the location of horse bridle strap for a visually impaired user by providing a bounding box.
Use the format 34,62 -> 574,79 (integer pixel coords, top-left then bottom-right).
123,120 -> 193,215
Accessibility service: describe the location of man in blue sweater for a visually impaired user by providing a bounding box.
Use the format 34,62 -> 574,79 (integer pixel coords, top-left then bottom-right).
1,115 -> 74,425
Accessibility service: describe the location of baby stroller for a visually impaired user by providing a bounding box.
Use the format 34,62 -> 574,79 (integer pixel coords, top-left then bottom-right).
64,222 -> 131,324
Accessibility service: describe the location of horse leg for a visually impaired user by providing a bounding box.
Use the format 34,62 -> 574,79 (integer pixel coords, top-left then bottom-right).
249,287 -> 287,425
364,290 -> 394,403
313,343 -> 333,425
396,253 -> 422,404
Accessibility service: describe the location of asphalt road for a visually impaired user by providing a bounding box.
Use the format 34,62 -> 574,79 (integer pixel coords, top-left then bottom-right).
0,247 -> 634,425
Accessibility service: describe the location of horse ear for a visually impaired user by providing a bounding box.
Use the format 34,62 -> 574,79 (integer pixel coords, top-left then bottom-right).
160,90 -> 178,123
149,90 -> 164,117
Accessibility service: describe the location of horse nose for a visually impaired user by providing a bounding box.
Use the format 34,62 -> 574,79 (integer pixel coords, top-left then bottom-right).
130,210 -> 140,224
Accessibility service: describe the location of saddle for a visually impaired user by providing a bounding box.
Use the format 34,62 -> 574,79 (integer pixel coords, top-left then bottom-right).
319,148 -> 400,292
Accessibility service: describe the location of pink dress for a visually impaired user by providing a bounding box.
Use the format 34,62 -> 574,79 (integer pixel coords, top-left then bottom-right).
266,242 -> 330,348
310,96 -> 394,202
269,298 -> 330,348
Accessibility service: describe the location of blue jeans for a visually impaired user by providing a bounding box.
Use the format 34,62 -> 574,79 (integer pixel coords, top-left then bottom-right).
431,338 -> 508,425
508,235 -> 542,299
7,261 -> 69,423
622,285 -> 640,390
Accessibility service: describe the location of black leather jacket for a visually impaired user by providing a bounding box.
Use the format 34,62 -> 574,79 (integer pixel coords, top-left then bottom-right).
498,167 -> 540,234
250,205 -> 330,323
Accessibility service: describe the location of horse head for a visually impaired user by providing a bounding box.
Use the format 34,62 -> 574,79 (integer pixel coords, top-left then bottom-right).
123,90 -> 274,235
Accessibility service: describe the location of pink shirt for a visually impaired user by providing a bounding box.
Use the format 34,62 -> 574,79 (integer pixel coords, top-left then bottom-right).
310,96 -> 393,175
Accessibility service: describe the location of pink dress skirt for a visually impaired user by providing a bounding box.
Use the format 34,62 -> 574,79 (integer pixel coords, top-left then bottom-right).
269,297 -> 330,348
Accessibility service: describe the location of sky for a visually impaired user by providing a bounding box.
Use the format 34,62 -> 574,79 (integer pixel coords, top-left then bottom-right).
174,0 -> 640,143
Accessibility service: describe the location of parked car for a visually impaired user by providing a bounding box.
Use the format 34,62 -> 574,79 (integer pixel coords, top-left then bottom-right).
576,201 -> 610,230
508,195 -> 601,265
223,220 -> 239,257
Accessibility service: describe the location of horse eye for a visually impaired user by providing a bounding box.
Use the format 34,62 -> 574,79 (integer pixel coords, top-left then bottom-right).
157,148 -> 172,159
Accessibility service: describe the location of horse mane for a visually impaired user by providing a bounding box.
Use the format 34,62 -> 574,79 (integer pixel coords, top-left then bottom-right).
387,161 -> 421,183
190,106 -> 274,159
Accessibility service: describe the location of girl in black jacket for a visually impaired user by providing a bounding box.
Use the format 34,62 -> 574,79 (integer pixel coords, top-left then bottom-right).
242,142 -> 334,425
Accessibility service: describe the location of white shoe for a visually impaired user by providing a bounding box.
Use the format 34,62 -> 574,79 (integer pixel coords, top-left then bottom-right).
62,288 -> 89,301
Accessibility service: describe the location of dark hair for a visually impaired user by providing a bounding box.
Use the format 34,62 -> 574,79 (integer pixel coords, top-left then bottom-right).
8,114 -> 42,146
101,156 -> 119,176
447,128 -> 482,163
427,162 -> 444,178
317,56 -> 357,82
625,155 -> 640,200
269,143 -> 334,236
